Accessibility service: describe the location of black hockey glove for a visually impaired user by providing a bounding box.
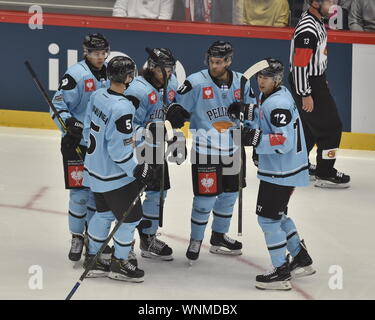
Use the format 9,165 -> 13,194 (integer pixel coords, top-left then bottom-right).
242,128 -> 262,147
165,103 -> 190,129
133,162 -> 157,186
65,117 -> 83,138
167,132 -> 187,165
228,102 -> 257,121
252,149 -> 259,167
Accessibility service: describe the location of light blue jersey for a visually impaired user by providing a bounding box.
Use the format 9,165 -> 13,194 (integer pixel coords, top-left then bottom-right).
255,86 -> 309,187
83,88 -> 138,193
52,59 -> 109,145
176,69 -> 256,156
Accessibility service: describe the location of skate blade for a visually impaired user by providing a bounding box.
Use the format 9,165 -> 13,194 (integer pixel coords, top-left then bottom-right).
255,280 -> 292,291
140,251 -> 173,261
314,180 -> 350,189
108,272 -> 144,283
291,265 -> 316,279
86,270 -> 109,278
209,246 -> 242,256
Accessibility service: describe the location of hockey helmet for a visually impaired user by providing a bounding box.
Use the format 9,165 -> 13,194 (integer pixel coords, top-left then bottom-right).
257,58 -> 284,86
83,33 -> 110,56
206,41 -> 233,64
146,47 -> 176,71
107,56 -> 136,84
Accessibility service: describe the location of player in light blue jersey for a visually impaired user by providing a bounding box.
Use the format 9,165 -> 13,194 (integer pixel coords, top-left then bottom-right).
173,41 -> 260,264
245,58 -> 315,290
125,48 -> 189,261
51,33 -> 110,263
82,56 -> 156,282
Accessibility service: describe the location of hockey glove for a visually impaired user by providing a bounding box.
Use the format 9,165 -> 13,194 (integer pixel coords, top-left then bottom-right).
165,103 -> 190,129
228,102 -> 257,121
65,117 -> 84,138
242,128 -> 262,147
167,132 -> 187,165
133,163 -> 157,186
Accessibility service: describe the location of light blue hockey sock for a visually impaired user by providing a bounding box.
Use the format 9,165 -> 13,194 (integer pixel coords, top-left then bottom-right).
87,210 -> 114,255
212,192 -> 238,233
69,188 -> 90,235
142,191 -> 167,235
85,190 -> 96,227
191,195 -> 216,240
258,216 -> 287,268
113,221 -> 140,260
280,214 -> 301,257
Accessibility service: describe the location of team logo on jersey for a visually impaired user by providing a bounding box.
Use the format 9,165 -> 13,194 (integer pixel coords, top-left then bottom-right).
68,165 -> 84,187
148,91 -> 158,104
168,90 -> 176,102
202,87 -> 214,99
234,89 -> 241,100
84,79 -> 96,92
212,121 -> 234,133
198,172 -> 217,194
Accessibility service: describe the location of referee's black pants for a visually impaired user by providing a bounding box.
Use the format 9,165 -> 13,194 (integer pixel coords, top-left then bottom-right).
288,73 -> 343,177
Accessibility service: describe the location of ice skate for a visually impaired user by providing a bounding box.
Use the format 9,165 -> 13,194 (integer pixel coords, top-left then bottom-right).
315,170 -> 350,189
186,239 -> 202,266
69,234 -> 84,263
288,240 -> 316,278
209,231 -> 242,255
108,257 -> 144,283
309,163 -> 317,181
255,262 -> 292,291
83,254 -> 110,278
139,233 -> 173,261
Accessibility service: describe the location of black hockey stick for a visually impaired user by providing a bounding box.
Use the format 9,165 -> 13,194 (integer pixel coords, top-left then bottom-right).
65,184 -> 147,300
238,60 -> 269,236
145,48 -> 171,228
24,60 -> 83,160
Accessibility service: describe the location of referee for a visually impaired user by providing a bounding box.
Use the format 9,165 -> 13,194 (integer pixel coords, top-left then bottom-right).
288,0 -> 350,189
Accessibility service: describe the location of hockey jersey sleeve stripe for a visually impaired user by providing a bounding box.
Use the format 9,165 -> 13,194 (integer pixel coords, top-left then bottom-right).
293,48 -> 313,67
258,164 -> 308,179
114,152 -> 134,164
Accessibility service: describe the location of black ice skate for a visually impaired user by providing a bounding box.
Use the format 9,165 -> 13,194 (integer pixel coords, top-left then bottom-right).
100,245 -> 113,266
308,163 -> 317,181
139,233 -> 173,261
288,240 -> 316,278
83,254 -> 110,278
315,170 -> 350,188
186,239 -> 202,266
108,257 -> 144,283
209,231 -> 242,255
69,234 -> 84,262
255,262 -> 292,291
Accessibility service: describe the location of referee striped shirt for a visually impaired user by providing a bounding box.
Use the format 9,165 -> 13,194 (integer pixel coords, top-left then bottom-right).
290,11 -> 328,96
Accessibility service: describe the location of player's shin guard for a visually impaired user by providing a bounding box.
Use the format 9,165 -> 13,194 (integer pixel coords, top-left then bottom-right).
190,196 -> 216,241
211,192 -> 237,234
69,189 -> 89,235
258,216 -> 288,268
85,190 -> 96,226
113,221 -> 140,260
280,214 -> 301,257
142,191 -> 167,235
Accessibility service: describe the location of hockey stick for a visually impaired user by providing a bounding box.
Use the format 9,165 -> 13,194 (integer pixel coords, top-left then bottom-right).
145,48 -> 171,228
65,184 -> 147,300
237,60 -> 269,236
24,60 -> 83,160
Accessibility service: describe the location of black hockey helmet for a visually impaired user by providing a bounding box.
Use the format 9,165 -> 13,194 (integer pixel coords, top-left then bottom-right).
145,47 -> 176,71
257,58 -> 284,86
107,56 -> 136,84
83,33 -> 110,55
206,40 -> 233,64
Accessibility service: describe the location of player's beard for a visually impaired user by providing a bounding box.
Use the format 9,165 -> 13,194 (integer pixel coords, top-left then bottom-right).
210,68 -> 228,80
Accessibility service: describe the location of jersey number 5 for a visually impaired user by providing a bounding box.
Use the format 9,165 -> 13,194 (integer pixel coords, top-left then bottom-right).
87,122 -> 100,155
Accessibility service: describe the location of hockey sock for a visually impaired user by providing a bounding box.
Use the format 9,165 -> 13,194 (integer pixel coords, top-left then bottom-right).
191,196 -> 216,240
113,220 -> 139,260
212,192 -> 237,233
69,189 -> 90,235
280,214 -> 301,257
142,191 -> 167,235
87,210 -> 114,255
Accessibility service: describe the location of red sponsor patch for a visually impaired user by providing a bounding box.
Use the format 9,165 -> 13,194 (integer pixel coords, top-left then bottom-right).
202,87 -> 214,99
269,133 -> 287,146
148,91 -> 158,104
68,165 -> 84,187
293,48 -> 313,67
168,90 -> 176,102
234,89 -> 241,100
198,172 -> 217,194
84,79 -> 96,92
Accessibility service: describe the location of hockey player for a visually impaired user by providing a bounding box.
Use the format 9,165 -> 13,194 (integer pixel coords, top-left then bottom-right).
51,33 -> 110,262
82,56 -> 156,281
242,58 -> 315,290
125,48 -> 189,261
174,41 -> 259,263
